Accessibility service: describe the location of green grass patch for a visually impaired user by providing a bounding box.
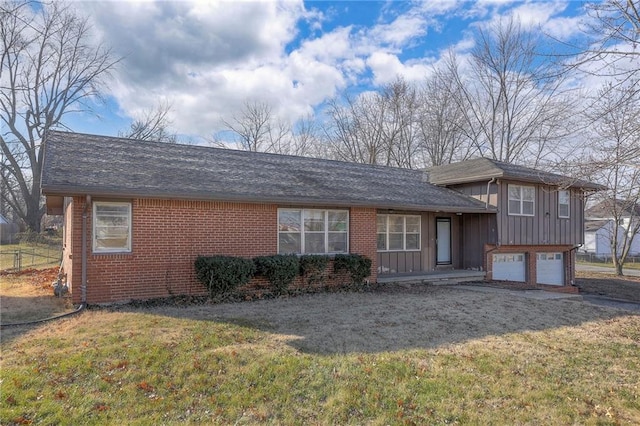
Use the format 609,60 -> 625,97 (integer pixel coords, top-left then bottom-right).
2,309 -> 639,425
0,242 -> 62,271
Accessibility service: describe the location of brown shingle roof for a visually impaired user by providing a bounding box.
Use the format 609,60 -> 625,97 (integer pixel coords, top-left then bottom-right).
427,157 -> 604,190
42,131 -> 495,213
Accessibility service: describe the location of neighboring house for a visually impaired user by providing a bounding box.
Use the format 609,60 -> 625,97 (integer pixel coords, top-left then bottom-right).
0,213 -> 19,244
41,132 -> 600,304
583,200 -> 640,257
428,158 -> 603,287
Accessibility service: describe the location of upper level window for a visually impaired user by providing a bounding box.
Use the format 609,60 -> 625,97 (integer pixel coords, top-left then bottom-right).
508,185 -> 535,216
278,208 -> 348,254
377,214 -> 421,251
558,190 -> 570,218
93,201 -> 132,253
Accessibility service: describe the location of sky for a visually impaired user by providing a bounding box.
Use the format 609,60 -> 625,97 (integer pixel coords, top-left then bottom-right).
64,0 -> 595,143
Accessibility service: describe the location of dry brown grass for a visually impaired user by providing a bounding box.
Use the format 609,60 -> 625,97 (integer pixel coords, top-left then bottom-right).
0,268 -> 75,324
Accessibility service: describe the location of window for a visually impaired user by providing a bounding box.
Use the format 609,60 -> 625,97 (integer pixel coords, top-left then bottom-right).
93,202 -> 132,253
278,209 -> 348,254
558,190 -> 570,218
508,185 -> 535,216
377,214 -> 421,251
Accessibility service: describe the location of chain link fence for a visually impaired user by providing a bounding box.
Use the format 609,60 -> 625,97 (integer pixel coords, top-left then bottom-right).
576,252 -> 640,264
0,244 -> 62,272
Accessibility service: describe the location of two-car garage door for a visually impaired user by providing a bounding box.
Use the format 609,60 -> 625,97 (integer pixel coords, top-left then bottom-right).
492,252 -> 564,286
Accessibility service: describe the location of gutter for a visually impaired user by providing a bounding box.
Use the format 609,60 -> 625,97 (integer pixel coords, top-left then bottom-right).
486,178 -> 496,209
81,195 -> 91,305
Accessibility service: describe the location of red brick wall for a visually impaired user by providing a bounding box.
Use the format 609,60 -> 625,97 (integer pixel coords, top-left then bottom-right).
65,198 -> 378,304
484,244 -> 576,288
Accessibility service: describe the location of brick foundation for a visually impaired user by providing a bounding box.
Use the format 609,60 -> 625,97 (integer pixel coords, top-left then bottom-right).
484,244 -> 577,289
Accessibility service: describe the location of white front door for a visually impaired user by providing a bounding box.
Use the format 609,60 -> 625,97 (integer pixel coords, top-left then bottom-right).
436,218 -> 451,264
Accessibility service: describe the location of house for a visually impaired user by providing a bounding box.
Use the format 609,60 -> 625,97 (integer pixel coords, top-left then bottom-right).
41,131 -> 599,304
428,158 -> 603,287
583,200 -> 640,257
0,213 -> 19,244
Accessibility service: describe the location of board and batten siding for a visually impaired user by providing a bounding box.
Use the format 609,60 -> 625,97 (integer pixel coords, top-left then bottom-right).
450,181 -> 584,246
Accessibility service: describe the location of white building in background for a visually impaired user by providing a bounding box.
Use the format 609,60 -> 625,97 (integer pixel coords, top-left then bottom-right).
583,200 -> 640,257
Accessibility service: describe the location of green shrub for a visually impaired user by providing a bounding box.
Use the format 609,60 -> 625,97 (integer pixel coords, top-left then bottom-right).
254,254 -> 300,295
333,254 -> 372,285
299,255 -> 330,286
194,256 -> 256,297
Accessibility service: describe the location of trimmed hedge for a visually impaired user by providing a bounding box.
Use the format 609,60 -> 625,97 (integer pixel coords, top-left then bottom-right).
194,255 -> 256,297
299,254 -> 330,286
333,253 -> 372,285
254,254 -> 300,295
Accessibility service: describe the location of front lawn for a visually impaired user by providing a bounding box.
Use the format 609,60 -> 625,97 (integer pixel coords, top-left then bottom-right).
2,284 -> 639,425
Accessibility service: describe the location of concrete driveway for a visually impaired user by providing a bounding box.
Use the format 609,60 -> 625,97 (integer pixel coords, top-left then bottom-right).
576,263 -> 640,277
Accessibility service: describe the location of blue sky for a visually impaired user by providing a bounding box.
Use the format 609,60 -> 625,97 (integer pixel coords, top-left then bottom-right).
65,0 -> 594,142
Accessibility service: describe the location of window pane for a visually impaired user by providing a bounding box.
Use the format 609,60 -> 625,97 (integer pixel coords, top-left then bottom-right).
279,233 -> 301,254
559,190 -> 569,204
406,234 -> 420,250
559,204 -> 569,217
279,210 -> 301,232
304,210 -> 325,232
406,216 -> 420,233
305,233 -> 325,253
94,203 -> 131,252
389,216 -> 404,233
377,233 -> 386,250
523,201 -> 534,215
522,187 -> 535,202
328,211 -> 348,232
509,186 -> 521,201
509,200 -> 521,215
389,234 -> 403,250
328,232 -> 347,253
377,215 -> 386,233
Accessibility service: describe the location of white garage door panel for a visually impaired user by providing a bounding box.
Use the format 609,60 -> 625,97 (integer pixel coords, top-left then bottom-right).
493,254 -> 526,282
537,253 -> 564,286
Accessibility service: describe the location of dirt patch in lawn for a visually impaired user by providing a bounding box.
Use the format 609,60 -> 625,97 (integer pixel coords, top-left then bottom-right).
575,272 -> 640,303
0,267 -> 75,325
127,283 -> 636,355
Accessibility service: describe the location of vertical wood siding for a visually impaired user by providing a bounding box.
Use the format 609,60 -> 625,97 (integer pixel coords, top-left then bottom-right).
452,181 -> 584,246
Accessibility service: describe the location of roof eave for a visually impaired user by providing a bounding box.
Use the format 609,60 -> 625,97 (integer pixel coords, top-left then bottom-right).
42,185 -> 496,214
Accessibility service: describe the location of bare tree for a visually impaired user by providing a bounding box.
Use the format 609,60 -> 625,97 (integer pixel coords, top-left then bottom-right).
450,17 -> 576,165
572,0 -> 640,86
222,100 -> 287,153
0,1 -> 118,232
582,81 -> 640,275
416,56 -> 474,167
120,101 -> 177,143
324,78 -> 421,168
324,93 -> 386,165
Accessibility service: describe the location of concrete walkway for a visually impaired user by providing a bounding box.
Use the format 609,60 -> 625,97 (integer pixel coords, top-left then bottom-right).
454,285 -> 582,300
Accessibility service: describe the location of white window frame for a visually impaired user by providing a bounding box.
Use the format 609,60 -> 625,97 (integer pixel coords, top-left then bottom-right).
508,185 -> 535,216
277,208 -> 349,255
558,190 -> 570,218
377,214 -> 421,252
93,201 -> 132,253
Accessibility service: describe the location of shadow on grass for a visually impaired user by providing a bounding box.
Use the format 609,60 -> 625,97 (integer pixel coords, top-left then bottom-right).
1,295 -> 76,341
576,276 -> 640,303
109,285 -> 639,355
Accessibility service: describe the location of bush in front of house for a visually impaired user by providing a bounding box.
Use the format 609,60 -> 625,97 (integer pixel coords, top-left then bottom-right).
333,253 -> 372,286
299,254 -> 330,286
254,254 -> 300,295
194,255 -> 256,298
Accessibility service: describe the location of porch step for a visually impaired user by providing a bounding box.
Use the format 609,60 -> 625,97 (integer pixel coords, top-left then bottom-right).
377,270 -> 486,286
